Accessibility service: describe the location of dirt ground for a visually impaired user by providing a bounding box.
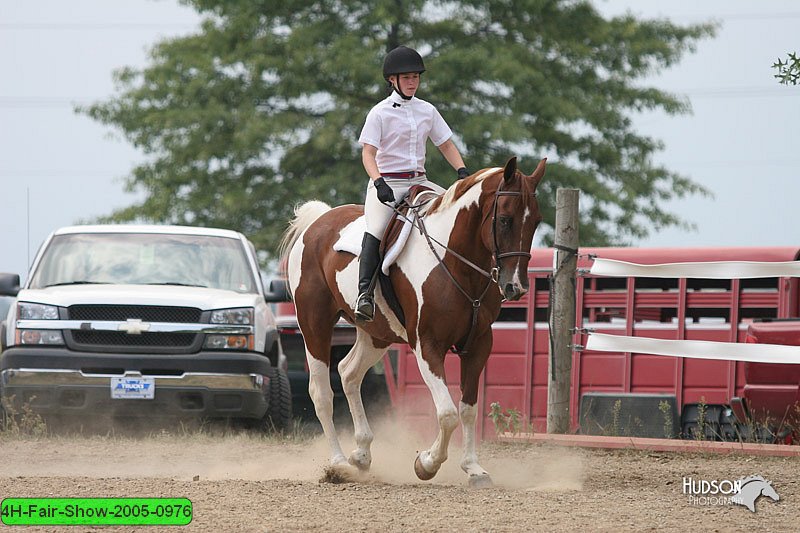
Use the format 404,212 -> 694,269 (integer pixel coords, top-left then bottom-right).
0,418 -> 798,532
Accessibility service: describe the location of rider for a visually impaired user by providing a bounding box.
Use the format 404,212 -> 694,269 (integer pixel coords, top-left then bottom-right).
355,45 -> 470,322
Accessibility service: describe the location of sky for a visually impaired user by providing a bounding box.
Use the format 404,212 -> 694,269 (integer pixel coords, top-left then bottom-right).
1,0 -> 798,281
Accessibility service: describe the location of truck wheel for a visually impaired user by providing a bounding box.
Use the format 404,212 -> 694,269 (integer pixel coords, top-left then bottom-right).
263,365 -> 292,433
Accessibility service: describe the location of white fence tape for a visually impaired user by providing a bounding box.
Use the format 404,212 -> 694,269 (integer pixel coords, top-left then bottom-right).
586,332 -> 800,365
589,258 -> 800,279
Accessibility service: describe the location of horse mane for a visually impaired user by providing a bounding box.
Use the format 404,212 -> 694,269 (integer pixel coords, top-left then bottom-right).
739,475 -> 768,486
425,167 -> 502,215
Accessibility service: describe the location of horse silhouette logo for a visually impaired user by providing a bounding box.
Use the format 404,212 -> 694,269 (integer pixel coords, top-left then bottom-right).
730,475 -> 780,512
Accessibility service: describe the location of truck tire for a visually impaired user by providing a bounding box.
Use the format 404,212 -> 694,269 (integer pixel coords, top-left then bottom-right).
264,365 -> 292,433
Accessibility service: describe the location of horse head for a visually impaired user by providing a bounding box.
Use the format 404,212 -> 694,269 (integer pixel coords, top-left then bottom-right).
478,157 -> 546,301
761,480 -> 780,501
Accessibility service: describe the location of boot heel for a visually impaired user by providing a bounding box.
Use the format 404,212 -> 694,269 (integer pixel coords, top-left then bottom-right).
355,294 -> 375,321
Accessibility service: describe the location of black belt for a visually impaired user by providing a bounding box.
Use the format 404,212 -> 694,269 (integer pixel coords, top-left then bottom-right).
381,171 -> 426,179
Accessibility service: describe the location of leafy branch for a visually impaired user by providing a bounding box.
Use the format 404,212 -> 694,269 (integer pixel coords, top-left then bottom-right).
773,52 -> 800,85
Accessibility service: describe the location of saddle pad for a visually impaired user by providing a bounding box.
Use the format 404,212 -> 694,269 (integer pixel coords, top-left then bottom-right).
332,215 -> 414,274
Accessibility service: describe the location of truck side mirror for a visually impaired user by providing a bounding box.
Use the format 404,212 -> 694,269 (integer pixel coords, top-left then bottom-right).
0,273 -> 20,297
264,278 -> 290,302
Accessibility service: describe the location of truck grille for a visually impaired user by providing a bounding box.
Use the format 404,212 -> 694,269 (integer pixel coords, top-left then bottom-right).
65,305 -> 203,353
71,331 -> 197,347
67,305 -> 202,323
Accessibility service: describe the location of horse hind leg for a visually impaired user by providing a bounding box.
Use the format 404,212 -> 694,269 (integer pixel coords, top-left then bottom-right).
300,303 -> 347,467
337,330 -> 387,471
307,348 -> 348,466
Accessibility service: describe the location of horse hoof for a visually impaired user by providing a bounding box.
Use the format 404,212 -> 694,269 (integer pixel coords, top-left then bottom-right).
348,453 -> 371,471
468,473 -> 494,489
414,454 -> 437,481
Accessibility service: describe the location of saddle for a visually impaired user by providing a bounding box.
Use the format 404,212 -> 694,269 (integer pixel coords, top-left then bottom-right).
379,184 -> 438,256
376,184 -> 439,328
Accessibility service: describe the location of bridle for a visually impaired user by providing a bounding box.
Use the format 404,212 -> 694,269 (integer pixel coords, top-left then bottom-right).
413,177 -> 535,282
490,187 -> 535,275
398,175 -> 536,354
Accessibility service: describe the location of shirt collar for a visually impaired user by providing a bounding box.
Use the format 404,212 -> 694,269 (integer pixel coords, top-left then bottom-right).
388,91 -> 414,106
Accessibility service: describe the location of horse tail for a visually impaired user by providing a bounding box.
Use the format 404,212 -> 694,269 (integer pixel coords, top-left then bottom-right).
278,200 -> 332,268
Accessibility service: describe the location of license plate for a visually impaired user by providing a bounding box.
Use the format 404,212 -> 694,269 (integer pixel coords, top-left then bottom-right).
111,377 -> 155,399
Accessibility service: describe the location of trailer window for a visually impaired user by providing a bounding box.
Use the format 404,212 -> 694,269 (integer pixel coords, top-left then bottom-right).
593,277 -> 626,291
687,278 -> 730,291
497,307 -> 527,322
741,278 -> 779,291
740,308 -> 778,320
635,277 -> 678,291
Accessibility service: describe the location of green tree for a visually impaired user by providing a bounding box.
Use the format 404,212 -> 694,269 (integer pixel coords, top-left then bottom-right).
81,0 -> 716,261
773,52 -> 800,85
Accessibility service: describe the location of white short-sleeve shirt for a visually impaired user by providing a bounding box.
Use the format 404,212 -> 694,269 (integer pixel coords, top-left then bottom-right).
358,91 -> 453,174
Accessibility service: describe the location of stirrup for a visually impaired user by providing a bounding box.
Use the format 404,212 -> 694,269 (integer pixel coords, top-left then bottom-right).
355,293 -> 375,321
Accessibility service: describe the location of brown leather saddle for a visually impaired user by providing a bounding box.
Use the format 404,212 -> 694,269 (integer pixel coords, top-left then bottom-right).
379,184 -> 438,256
376,184 -> 440,327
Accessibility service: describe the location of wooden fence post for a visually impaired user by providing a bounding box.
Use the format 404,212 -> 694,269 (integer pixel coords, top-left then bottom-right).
547,188 -> 579,434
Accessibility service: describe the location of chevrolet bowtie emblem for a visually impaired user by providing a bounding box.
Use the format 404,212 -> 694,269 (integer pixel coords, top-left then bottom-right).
118,318 -> 151,335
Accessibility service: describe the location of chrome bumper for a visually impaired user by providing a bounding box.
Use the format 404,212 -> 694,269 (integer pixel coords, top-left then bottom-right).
1,368 -> 264,392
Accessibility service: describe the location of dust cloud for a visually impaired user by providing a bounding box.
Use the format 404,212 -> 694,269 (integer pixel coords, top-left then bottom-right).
2,414 -> 583,492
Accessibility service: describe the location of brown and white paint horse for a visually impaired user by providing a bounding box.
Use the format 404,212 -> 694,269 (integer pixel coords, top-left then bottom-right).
280,157 -> 545,487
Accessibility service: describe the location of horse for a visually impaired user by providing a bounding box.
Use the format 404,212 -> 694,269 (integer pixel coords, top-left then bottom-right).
731,475 -> 780,512
280,157 -> 546,487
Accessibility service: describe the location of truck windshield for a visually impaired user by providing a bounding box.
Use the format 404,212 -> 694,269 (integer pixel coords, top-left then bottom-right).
29,233 -> 257,293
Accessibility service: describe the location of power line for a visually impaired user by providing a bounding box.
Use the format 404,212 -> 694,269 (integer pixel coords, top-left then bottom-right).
0,171 -> 129,177
0,23 -> 198,31
682,87 -> 799,98
604,11 -> 800,22
0,12 -> 799,31
0,97 -> 95,108
693,12 -> 800,21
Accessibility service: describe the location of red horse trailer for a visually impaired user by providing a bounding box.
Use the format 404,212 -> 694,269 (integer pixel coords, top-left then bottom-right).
391,246 -> 800,441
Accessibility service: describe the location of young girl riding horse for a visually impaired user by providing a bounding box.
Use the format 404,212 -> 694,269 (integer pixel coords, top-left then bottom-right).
355,45 -> 470,321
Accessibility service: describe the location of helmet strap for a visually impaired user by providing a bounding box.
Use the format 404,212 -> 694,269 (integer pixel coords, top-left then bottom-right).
392,75 -> 413,100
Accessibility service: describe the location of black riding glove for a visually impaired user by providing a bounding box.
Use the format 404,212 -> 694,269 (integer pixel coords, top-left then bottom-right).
457,167 -> 470,180
374,177 -> 395,204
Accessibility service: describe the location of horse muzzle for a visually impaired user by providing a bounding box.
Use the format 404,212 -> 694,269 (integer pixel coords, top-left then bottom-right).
502,282 -> 528,302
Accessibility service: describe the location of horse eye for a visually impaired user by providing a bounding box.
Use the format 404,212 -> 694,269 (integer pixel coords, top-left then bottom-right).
499,216 -> 513,229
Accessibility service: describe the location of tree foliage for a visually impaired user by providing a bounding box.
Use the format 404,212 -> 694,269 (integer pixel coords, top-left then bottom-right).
81,0 -> 716,261
773,52 -> 800,85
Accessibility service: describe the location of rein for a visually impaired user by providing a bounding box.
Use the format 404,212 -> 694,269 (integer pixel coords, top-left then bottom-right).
387,178 -> 534,355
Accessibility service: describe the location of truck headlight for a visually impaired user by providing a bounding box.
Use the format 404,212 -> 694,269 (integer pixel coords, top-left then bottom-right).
210,307 -> 253,325
18,302 -> 59,320
204,334 -> 253,350
18,329 -> 64,345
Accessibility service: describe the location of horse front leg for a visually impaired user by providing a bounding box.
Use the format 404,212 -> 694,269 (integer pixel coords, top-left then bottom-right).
413,344 -> 459,481
337,330 -> 387,471
459,332 -> 493,488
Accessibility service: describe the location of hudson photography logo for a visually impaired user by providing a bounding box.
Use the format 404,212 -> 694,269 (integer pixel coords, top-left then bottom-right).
683,475 -> 780,512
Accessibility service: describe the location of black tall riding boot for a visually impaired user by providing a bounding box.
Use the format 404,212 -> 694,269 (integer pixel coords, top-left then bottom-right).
355,232 -> 382,321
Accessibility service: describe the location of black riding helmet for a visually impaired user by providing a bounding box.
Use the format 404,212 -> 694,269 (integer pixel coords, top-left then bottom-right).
383,46 -> 425,100
383,45 -> 426,79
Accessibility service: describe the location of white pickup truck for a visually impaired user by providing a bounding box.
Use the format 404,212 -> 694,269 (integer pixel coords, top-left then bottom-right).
0,224 -> 291,431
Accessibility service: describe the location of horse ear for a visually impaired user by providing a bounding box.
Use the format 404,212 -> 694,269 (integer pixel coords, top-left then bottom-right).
528,158 -> 547,189
503,157 -> 518,183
